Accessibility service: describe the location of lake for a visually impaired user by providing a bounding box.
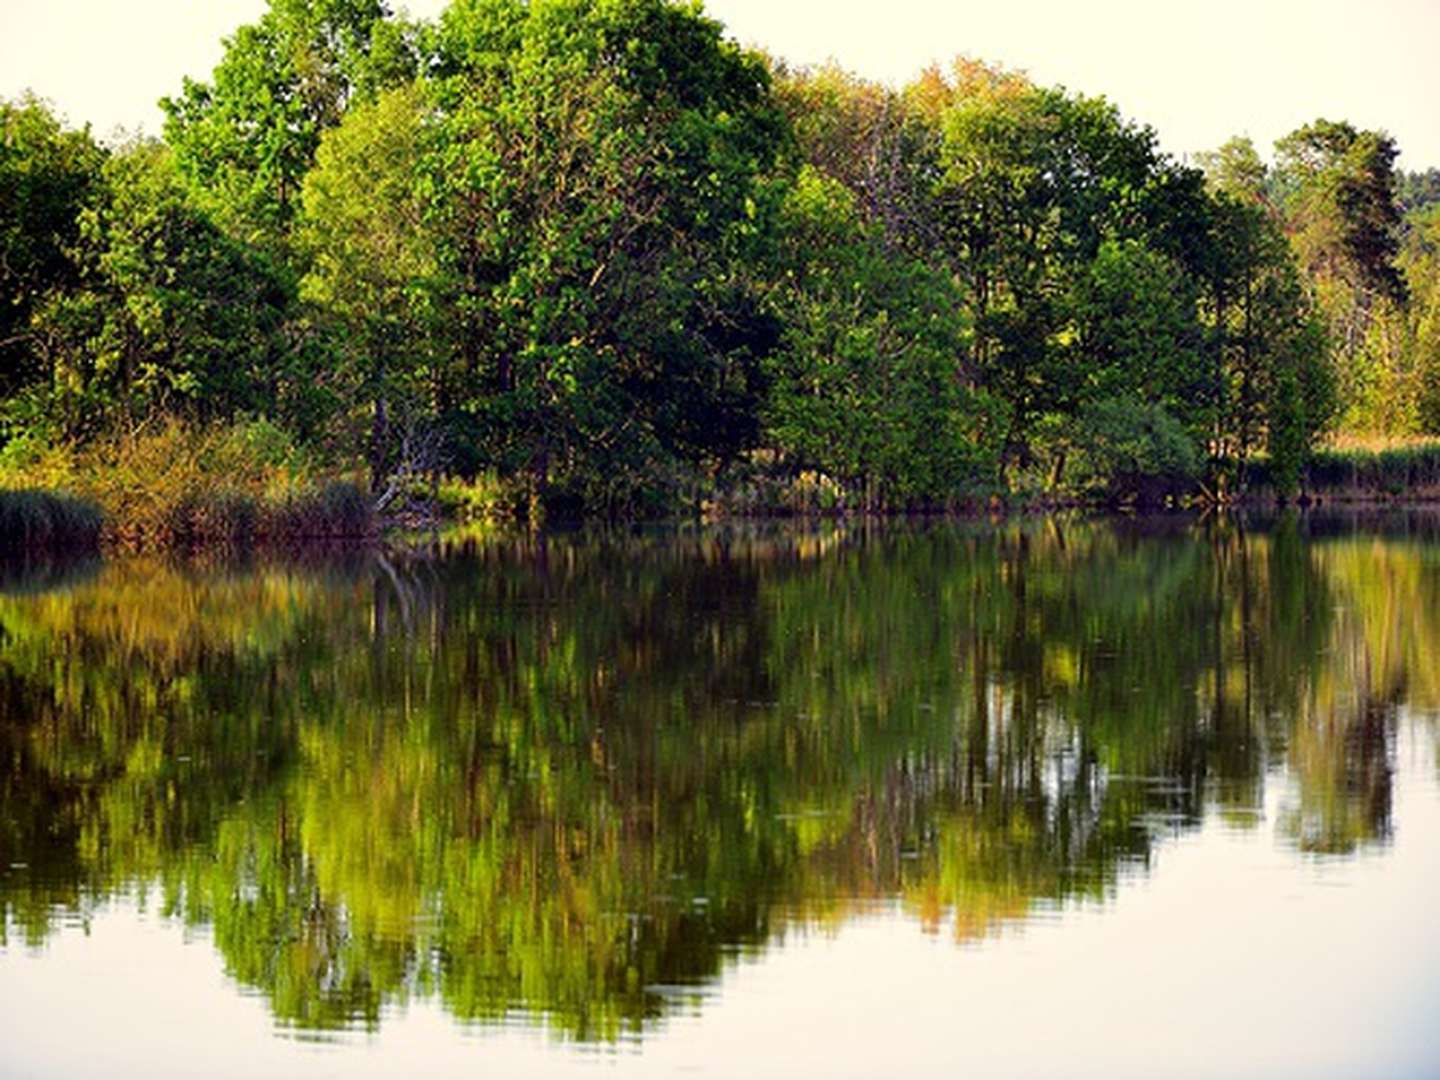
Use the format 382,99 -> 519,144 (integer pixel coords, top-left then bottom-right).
2,515 -> 1438,1078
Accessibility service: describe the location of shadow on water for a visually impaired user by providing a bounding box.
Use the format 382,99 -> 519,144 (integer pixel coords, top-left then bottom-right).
0,516 -> 1435,1039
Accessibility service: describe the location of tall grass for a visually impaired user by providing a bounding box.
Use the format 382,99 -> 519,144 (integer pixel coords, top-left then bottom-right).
0,489 -> 103,551
1240,441 -> 1440,501
0,420 -> 375,546
1306,445 -> 1440,497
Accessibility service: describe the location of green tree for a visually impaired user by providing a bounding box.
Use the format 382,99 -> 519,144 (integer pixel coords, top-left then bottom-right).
772,62 -> 939,254
298,82 -> 439,491
1064,396 -> 1200,505
29,140 -> 292,435
1198,188 -> 1332,491
1196,135 -> 1271,206
761,167 -> 998,507
421,0 -> 788,514
917,64 -> 1211,475
1397,169 -> 1440,218
1275,120 -> 1406,304
1070,239 -> 1208,422
0,96 -> 105,427
161,0 -> 408,247
1274,120 -> 1408,433
1401,206 -> 1440,432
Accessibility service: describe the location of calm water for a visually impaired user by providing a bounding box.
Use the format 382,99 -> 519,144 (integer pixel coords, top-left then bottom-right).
1,516 -> 1438,1078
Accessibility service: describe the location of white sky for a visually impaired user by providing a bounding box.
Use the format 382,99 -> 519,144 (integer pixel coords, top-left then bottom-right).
1,0 -> 1437,170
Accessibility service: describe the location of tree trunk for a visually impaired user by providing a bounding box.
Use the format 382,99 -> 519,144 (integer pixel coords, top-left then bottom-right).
370,393 -> 389,495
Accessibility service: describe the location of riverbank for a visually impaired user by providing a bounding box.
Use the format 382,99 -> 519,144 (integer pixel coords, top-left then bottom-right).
1233,444 -> 1440,506
9,434 -> 1440,552
0,421 -> 377,548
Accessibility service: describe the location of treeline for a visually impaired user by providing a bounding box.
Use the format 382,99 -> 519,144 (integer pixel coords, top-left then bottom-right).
3,0 -> 1439,520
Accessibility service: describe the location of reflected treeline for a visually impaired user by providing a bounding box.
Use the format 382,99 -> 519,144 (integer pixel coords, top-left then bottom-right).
0,519 -> 1434,1038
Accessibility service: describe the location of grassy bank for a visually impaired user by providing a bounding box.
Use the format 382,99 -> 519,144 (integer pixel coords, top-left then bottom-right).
8,420 -> 1440,554
1236,441 -> 1440,503
0,421 -> 375,548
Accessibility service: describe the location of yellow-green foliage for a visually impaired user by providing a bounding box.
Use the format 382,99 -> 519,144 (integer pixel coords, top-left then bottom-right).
434,473 -> 510,523
0,419 -> 372,544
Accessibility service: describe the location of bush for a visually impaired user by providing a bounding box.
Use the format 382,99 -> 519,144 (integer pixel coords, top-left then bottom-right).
0,420 -> 374,545
266,482 -> 373,538
165,490 -> 259,544
1068,398 -> 1201,506
435,473 -> 511,523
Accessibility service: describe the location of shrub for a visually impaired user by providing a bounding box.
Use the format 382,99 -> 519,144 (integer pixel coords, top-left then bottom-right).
0,420 -> 374,545
435,473 -> 510,523
164,490 -> 259,544
1068,397 -> 1201,506
266,482 -> 373,538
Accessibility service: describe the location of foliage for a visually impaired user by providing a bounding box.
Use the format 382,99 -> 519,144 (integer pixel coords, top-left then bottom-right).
0,96 -> 106,412
761,167 -> 999,507
433,472 -> 509,522
161,0 -> 408,246
772,62 -> 937,252
1197,184 -> 1333,493
26,139 -> 294,437
1066,396 -> 1201,505
5,9 -> 1440,519
918,65 -> 1212,471
1397,169 -> 1440,217
1270,120 -> 1409,437
0,418 -> 368,544
1401,207 -> 1440,433
297,81 -> 439,488
1275,120 -> 1406,305
1069,239 -> 1207,426
413,0 -> 789,515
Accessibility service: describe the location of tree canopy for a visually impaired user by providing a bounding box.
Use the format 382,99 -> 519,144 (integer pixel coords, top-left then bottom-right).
3,0 -> 1435,515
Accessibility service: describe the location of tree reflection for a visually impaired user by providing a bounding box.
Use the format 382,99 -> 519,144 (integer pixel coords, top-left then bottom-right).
0,518 -> 1433,1035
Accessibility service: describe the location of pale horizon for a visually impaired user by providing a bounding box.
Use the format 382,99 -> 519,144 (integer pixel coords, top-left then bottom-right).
2,0 -> 1437,171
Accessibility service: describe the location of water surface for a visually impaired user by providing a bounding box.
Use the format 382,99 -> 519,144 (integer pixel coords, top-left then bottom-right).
1,517 -> 1438,1077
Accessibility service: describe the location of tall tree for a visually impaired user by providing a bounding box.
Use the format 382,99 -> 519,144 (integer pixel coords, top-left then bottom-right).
161,0 -> 410,247
772,62 -> 939,254
420,0 -> 788,513
1196,135 -> 1270,207
29,139 -> 292,436
1198,183 -> 1331,493
916,63 -> 1209,471
298,82 -> 440,490
1273,120 -> 1408,432
761,166 -> 997,506
1275,119 -> 1405,304
1400,206 -> 1440,432
0,96 -> 105,424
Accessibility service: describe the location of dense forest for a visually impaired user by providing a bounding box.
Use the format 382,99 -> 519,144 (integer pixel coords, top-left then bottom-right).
3,0 -> 1440,531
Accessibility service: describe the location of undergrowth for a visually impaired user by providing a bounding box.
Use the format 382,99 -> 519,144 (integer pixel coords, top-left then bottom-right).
0,419 -> 374,546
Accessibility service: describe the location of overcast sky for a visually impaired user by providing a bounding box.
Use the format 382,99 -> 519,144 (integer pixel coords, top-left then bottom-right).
2,0 -> 1436,169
